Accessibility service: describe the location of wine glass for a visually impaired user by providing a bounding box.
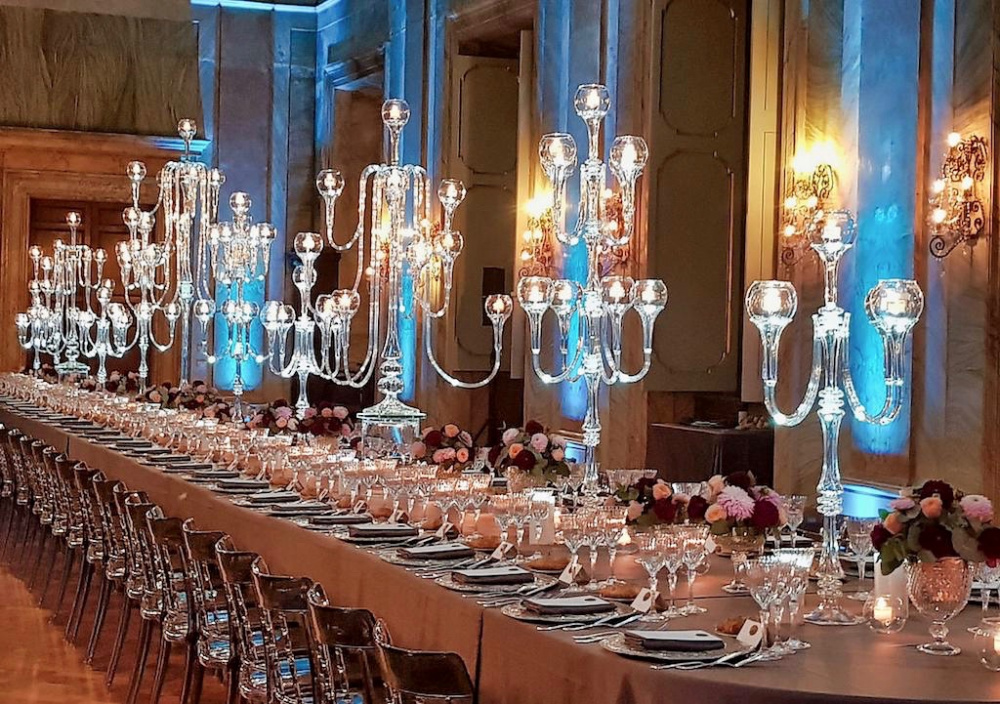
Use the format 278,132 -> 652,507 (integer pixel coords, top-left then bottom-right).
784,494 -> 807,545
558,512 -> 586,571
773,547 -> 815,650
599,508 -> 627,587
969,562 -> 1000,635
658,528 -> 685,619
739,557 -> 781,660
633,532 -> 665,622
846,517 -> 877,601
679,525 -> 710,615
907,558 -> 974,656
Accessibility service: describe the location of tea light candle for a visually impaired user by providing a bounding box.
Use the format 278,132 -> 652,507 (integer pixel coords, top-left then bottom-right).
864,593 -> 906,634
976,617 -> 1000,672
872,597 -> 893,625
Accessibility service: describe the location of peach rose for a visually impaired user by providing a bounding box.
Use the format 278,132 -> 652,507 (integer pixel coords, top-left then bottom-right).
626,501 -> 644,521
456,447 -> 470,463
884,511 -> 905,534
551,447 -> 565,462
443,423 -> 460,438
920,496 -> 943,519
652,481 -> 672,501
707,475 -> 725,497
705,503 -> 728,523
508,442 -> 524,459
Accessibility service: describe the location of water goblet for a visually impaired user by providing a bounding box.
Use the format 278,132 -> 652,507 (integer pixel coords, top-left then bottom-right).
846,517 -> 877,601
969,562 -> 1000,635
679,525 -> 710,614
633,532 -> 665,622
784,495 -> 807,545
659,529 -> 685,619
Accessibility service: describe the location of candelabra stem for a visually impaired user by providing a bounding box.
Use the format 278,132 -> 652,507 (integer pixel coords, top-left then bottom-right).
581,365 -> 602,488
179,308 -> 191,386
295,369 -> 310,418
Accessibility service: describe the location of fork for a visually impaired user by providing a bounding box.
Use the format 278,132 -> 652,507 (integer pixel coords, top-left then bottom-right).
650,650 -> 762,671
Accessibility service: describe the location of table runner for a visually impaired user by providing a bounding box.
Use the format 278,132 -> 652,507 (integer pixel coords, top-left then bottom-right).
4,404 -> 1000,704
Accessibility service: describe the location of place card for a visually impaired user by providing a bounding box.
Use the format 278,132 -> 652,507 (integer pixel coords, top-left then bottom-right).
435,521 -> 455,538
736,619 -> 764,649
558,561 -> 583,585
388,509 -> 409,524
629,587 -> 656,613
353,500 -> 368,514
704,535 -> 717,553
490,541 -> 515,560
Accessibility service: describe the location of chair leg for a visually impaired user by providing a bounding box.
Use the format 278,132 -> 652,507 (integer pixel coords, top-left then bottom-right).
105,592 -> 133,688
37,534 -> 60,605
28,528 -> 52,590
125,619 -> 154,704
85,574 -> 112,665
185,660 -> 206,704
224,661 -> 239,704
149,636 -> 172,704
66,560 -> 93,642
179,638 -> 197,704
0,499 -> 16,560
16,513 -> 38,574
53,547 -> 77,619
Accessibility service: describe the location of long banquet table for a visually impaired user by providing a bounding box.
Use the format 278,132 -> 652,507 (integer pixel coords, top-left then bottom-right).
3,402 -> 1000,704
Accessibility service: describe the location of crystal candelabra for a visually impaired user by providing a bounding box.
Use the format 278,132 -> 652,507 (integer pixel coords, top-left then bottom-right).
115,208 -> 181,391
16,212 -> 132,381
192,192 -> 276,417
746,210 -> 923,626
262,98 -> 513,454
516,83 -> 668,486
124,118 -> 224,385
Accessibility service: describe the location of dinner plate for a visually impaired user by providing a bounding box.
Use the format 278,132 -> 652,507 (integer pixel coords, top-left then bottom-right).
434,572 -> 555,594
600,633 -> 748,663
500,602 -> 629,624
376,545 -> 475,568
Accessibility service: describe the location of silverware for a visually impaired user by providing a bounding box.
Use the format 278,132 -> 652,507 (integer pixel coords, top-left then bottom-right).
650,649 -> 761,671
562,611 -> 640,632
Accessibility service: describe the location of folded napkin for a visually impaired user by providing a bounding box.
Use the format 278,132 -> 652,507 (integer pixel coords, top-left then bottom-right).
623,630 -> 726,652
218,478 -> 270,490
245,491 -> 301,505
522,595 -> 615,616
398,543 -> 475,560
308,513 -> 372,526
270,501 -> 332,514
451,565 -> 533,586
148,455 -> 192,464
347,523 -> 419,538
192,470 -> 240,480
168,462 -> 215,471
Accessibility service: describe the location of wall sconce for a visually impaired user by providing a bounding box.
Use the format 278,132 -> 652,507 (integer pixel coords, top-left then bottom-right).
519,190 -> 630,278
780,145 -> 838,267
928,132 -> 988,258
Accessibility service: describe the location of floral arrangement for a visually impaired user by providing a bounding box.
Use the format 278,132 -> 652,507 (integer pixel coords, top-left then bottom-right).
702,470 -> 785,536
247,399 -> 301,434
871,479 -> 999,574
488,420 -> 570,483
412,424 -> 476,472
617,478 -> 710,528
247,399 -> 356,443
103,370 -> 141,395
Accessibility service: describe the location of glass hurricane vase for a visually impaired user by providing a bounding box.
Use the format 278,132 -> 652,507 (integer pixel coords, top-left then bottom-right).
906,557 -> 973,656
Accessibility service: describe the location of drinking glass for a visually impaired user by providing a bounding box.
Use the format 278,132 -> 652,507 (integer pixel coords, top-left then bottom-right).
680,525 -> 710,615
600,508 -> 627,586
846,517 -> 877,601
907,557 -> 974,656
659,529 -> 685,619
633,532 -> 665,622
784,495 -> 806,545
558,512 -> 586,571
969,562 -> 1000,635
773,548 -> 815,650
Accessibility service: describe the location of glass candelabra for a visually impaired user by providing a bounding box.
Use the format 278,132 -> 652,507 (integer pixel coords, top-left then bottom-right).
193,192 -> 276,418
16,212 -> 132,381
261,98 -> 512,455
745,211 -> 923,626
124,118 -> 224,385
516,84 -> 667,486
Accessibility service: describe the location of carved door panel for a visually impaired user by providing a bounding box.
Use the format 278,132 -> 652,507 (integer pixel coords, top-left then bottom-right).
645,0 -> 750,392
447,54 -> 519,371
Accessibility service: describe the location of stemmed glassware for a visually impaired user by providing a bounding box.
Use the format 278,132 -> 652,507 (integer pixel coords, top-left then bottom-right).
679,525 -> 710,615
599,508 -> 627,586
659,529 -> 686,619
908,557 -> 974,656
845,517 -> 877,601
558,512 -> 587,572
969,563 -> 1000,635
783,495 -> 807,544
633,532 -> 665,622
773,548 -> 815,650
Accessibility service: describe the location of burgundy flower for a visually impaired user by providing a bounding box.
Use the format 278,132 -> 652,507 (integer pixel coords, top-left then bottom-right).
750,499 -> 780,529
979,527 -> 1000,562
725,471 -> 755,492
918,524 -> 958,559
871,524 -> 893,551
918,480 -> 955,508
634,477 -> 658,495
514,449 -> 536,471
687,495 -> 708,521
525,420 -> 544,436
488,445 -> 502,466
424,430 -> 443,448
652,498 -> 676,523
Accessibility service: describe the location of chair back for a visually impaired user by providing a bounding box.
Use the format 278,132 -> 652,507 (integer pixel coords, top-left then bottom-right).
146,507 -> 192,637
307,583 -> 384,704
215,535 -> 267,700
181,519 -> 230,646
374,625 -> 474,704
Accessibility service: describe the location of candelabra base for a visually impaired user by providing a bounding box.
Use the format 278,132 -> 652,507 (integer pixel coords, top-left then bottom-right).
55,360 -> 90,377
804,599 -> 866,626
358,396 -> 425,460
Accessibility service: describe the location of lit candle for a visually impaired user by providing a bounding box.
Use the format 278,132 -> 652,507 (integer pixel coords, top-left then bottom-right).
586,89 -> 601,110
641,287 -> 657,304
609,280 -> 626,301
962,176 -> 974,191
822,223 -> 842,242
620,142 -> 638,170
994,632 -> 1000,654
883,291 -> 907,316
932,179 -> 946,194
947,132 -> 961,148
761,288 -> 783,314
528,286 -> 543,304
492,297 -> 506,314
932,208 -> 948,224
873,596 -> 893,624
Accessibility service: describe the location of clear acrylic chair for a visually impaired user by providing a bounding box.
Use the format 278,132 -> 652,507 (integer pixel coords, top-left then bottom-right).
215,536 -> 268,703
374,623 -> 474,704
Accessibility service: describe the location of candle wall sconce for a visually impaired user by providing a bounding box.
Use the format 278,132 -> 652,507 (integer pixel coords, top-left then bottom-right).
928,132 -> 988,259
780,148 -> 838,268
518,190 -> 630,278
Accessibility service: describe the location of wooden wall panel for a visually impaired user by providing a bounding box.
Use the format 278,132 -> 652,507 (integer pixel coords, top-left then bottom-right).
646,0 -> 749,393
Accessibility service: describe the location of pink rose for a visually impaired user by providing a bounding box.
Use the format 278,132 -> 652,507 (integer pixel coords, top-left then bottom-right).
333,406 -> 349,420
456,447 -> 470,463
149,391 -> 162,403
550,434 -> 567,448
275,406 -> 293,420
341,424 -> 352,437
551,447 -> 565,462
443,424 -> 460,438
502,428 -> 520,446
459,431 -> 473,447
432,449 -> 447,464
530,433 -> 549,453
276,417 -> 288,429
960,495 -> 994,523
411,441 -> 427,459
705,503 -> 728,523
707,475 -> 725,497
508,443 -> 524,459
884,512 -> 905,534
626,501 -> 644,521
321,407 -> 334,418
889,496 -> 915,511
652,481 -> 672,501
304,407 -> 318,419
440,448 -> 456,461
920,496 -> 943,519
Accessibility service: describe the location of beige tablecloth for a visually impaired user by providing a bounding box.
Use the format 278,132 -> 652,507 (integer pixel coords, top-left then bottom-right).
4,403 -> 1000,704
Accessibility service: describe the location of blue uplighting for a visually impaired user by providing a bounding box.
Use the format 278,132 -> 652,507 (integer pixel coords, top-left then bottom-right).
842,482 -> 897,519
213,281 -> 264,391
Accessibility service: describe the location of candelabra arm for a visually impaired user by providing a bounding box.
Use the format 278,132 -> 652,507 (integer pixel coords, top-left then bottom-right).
599,310 -> 658,385
761,331 -> 823,427
421,313 -> 505,389
841,334 -> 908,426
